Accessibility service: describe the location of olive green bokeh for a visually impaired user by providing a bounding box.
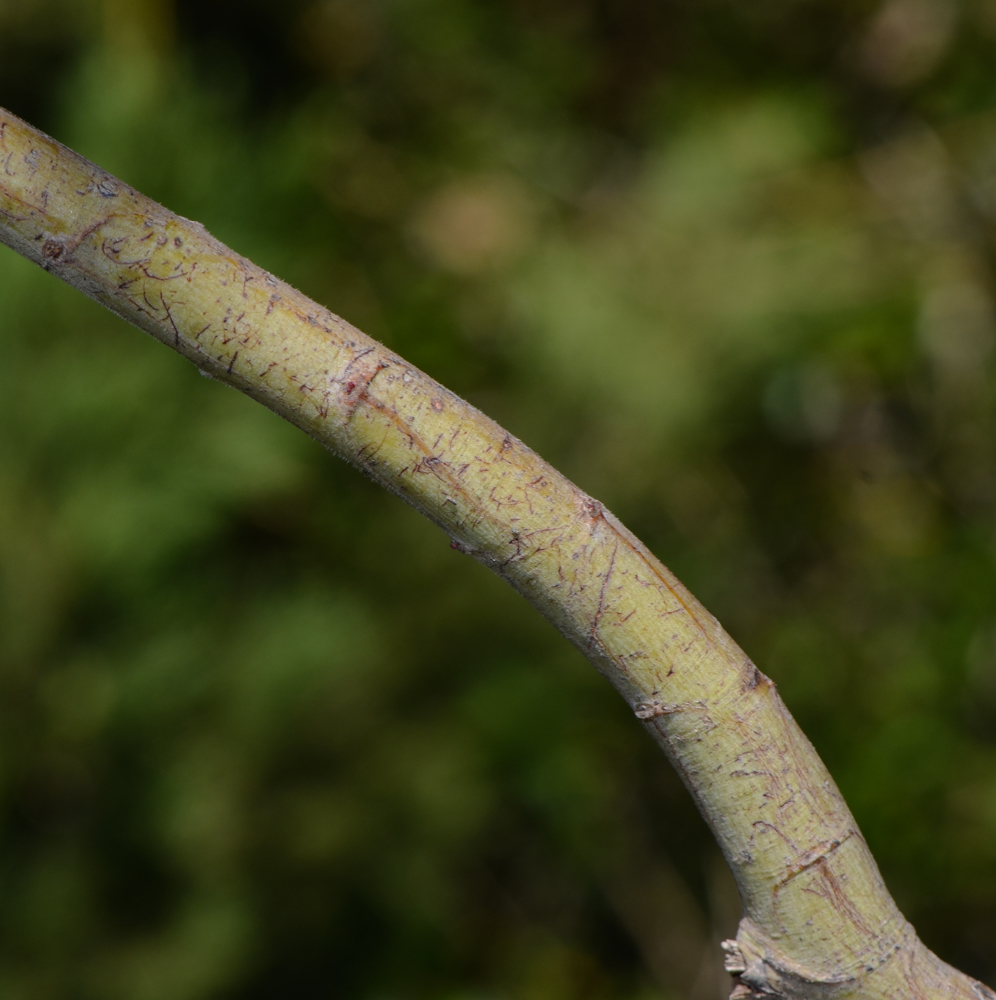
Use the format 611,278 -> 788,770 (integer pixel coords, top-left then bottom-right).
1,1 -> 996,998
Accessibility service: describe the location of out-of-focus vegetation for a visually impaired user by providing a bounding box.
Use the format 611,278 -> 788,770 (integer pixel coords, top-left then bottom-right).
1,0 -> 996,997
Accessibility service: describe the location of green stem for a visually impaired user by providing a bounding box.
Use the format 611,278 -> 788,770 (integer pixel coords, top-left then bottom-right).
0,106 -> 988,1000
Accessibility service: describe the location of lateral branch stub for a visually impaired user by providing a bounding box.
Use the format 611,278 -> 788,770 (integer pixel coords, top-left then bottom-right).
0,108 -> 990,1000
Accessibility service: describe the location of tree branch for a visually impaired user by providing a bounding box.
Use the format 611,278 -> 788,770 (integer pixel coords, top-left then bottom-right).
0,106 -> 988,1000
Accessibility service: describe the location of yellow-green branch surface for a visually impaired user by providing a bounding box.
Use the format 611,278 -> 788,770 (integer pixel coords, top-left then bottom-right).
0,107 -> 988,1000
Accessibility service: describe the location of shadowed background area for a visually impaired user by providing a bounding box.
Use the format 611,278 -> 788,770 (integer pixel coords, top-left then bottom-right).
1,0 -> 996,997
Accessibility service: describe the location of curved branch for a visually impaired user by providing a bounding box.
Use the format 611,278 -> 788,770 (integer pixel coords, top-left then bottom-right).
0,107 -> 988,1000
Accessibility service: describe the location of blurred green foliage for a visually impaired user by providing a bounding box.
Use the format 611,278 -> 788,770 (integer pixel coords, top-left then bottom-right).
2,0 -> 996,997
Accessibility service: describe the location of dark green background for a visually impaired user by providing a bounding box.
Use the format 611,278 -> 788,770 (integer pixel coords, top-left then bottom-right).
1,1 -> 995,997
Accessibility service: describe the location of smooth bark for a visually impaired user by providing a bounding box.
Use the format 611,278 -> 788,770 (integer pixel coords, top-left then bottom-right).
0,107 -> 990,1000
